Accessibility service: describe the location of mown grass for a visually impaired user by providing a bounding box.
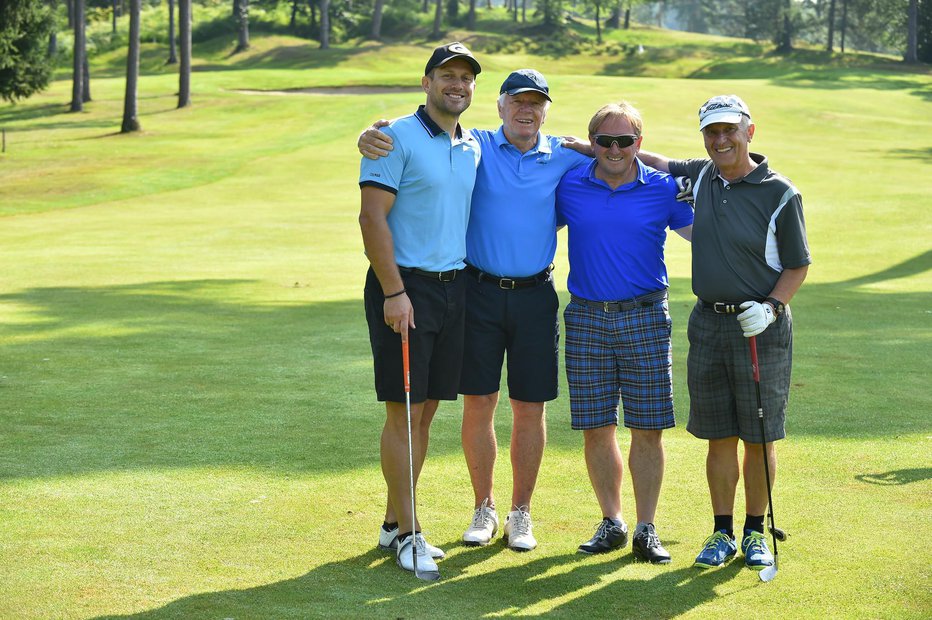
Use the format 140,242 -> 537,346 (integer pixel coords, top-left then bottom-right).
1,22 -> 930,620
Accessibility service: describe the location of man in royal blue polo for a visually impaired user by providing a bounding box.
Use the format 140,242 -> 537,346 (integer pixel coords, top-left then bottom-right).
358,42 -> 482,579
556,102 -> 693,564
360,69 -> 589,552
638,95 -> 810,573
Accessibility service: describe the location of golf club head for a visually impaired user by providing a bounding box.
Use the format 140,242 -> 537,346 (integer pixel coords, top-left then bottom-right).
770,526 -> 788,542
414,568 -> 441,582
759,563 -> 777,582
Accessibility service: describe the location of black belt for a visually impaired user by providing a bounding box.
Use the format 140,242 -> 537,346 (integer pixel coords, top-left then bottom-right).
698,299 -> 745,314
465,263 -> 553,290
571,289 -> 667,312
399,267 -> 460,282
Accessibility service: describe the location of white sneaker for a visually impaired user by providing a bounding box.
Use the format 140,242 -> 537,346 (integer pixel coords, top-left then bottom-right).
396,534 -> 440,579
504,506 -> 537,551
462,498 -> 499,546
378,525 -> 445,559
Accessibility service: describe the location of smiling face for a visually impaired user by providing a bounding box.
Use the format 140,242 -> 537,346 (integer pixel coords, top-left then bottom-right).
590,114 -> 643,188
498,91 -> 549,150
422,58 -> 476,124
702,119 -> 756,178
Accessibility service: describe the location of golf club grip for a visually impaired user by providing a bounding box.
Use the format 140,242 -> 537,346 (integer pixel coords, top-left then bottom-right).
749,335 -> 760,383
402,338 -> 411,393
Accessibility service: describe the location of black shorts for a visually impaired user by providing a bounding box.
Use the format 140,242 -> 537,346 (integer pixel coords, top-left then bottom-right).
458,273 -> 560,402
364,267 -> 466,403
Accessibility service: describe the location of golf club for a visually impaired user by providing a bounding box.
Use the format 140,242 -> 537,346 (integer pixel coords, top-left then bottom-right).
402,338 -> 440,581
749,335 -> 780,583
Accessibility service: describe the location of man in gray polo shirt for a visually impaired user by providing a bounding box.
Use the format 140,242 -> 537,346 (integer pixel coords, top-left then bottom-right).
638,94 -> 810,573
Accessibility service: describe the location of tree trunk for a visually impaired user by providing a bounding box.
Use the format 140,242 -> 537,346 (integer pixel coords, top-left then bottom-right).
423,0 -> 429,13
776,0 -> 792,53
840,0 -> 847,53
595,3 -> 602,43
432,0 -> 442,38
178,0 -> 191,108
486,0 -> 491,8
467,0 -> 476,29
371,0 -> 385,39
906,0 -> 918,63
112,0 -> 117,32
167,0 -> 178,64
82,55 -> 91,102
624,6 -> 630,29
521,0 -> 526,23
309,0 -> 316,30
66,0 -> 74,28
121,0 -> 141,133
235,0 -> 250,53
826,0 -> 836,51
319,0 -> 330,48
70,0 -> 84,112
290,0 -> 299,30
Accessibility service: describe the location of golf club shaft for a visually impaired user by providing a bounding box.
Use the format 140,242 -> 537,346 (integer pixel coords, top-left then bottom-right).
402,338 -> 418,576
749,336 -> 779,562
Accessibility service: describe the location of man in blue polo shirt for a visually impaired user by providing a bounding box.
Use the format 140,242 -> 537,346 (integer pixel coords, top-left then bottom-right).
358,42 -> 482,579
556,102 -> 693,564
359,70 -> 589,552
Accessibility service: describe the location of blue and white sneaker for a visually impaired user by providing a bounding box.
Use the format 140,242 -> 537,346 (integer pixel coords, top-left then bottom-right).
694,530 -> 737,568
378,525 -> 445,559
741,529 -> 775,570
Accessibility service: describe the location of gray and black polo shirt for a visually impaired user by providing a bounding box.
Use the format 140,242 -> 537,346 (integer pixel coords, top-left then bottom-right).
669,153 -> 811,302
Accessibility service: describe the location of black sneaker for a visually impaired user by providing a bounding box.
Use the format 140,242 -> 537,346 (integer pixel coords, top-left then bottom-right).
632,523 -> 671,564
578,518 -> 628,555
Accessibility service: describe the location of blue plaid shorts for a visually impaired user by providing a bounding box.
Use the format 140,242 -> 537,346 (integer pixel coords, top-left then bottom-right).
564,294 -> 676,430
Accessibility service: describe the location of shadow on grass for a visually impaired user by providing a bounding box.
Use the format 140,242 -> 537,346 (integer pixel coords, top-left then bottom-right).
0,249 -> 929,482
855,468 -> 932,485
92,548 -> 749,618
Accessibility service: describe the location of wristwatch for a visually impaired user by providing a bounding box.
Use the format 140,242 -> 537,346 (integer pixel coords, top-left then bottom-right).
765,297 -> 785,316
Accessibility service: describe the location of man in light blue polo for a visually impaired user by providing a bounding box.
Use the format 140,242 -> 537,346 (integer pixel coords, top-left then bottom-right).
360,69 -> 589,552
358,41 -> 482,579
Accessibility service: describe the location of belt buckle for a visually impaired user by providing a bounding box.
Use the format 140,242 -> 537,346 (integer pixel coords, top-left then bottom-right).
713,302 -> 732,314
499,278 -> 516,290
439,270 -> 455,282
603,301 -> 612,312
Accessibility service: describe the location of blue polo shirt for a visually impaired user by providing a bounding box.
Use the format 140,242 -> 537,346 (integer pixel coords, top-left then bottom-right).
466,127 -> 591,277
556,159 -> 694,301
359,106 -> 480,272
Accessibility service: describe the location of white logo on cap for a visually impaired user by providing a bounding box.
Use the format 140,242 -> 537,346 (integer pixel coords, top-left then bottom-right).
448,43 -> 468,54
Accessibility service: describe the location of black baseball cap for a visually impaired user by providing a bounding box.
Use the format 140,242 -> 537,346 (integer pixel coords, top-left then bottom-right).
499,69 -> 551,102
424,42 -> 482,76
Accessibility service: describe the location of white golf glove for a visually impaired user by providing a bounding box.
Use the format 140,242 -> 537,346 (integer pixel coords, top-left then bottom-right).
737,301 -> 776,337
674,176 -> 694,205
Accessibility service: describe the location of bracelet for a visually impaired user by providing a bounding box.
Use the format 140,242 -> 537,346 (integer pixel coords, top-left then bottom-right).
384,288 -> 406,299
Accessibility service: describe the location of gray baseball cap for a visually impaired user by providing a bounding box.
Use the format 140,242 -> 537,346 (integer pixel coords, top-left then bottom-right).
698,95 -> 751,130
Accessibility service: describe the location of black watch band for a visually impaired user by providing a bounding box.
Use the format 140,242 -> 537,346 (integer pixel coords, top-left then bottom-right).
765,297 -> 785,316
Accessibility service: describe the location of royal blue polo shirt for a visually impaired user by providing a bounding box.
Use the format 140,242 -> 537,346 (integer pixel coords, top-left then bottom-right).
466,127 -> 590,277
359,105 -> 480,272
556,159 -> 694,301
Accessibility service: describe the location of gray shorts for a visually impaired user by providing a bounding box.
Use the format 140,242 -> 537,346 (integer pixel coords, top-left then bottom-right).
686,302 -> 793,443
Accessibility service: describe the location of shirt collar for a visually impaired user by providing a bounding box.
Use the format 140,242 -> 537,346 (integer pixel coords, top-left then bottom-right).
493,125 -> 550,154
716,152 -> 769,185
414,105 -> 466,140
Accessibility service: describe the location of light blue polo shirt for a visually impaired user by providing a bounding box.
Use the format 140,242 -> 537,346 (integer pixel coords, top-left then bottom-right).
359,106 -> 480,272
556,159 -> 694,301
466,127 -> 591,277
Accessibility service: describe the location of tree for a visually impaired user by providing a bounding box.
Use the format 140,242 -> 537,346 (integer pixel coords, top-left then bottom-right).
589,0 -> 605,43
466,0 -> 477,29
178,0 -> 191,108
0,0 -> 55,103
535,0 -> 565,29
826,0 -> 837,51
906,0 -> 918,62
234,0 -> 250,53
121,0 -> 141,132
432,0 -> 443,39
919,0 -> 932,62
319,0 -> 330,48
167,0 -> 178,64
370,0 -> 385,39
70,0 -> 85,111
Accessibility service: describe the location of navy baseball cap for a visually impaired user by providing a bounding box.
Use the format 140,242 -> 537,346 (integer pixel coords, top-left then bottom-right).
499,69 -> 551,102
424,42 -> 481,76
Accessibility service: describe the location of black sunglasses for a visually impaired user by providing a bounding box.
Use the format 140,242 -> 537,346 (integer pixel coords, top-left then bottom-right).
593,134 -> 639,149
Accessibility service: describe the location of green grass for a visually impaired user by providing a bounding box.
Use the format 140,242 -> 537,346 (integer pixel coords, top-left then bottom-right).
1,26 -> 931,619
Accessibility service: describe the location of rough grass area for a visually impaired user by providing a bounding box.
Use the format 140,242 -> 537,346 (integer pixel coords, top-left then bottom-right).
1,24 -> 931,620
